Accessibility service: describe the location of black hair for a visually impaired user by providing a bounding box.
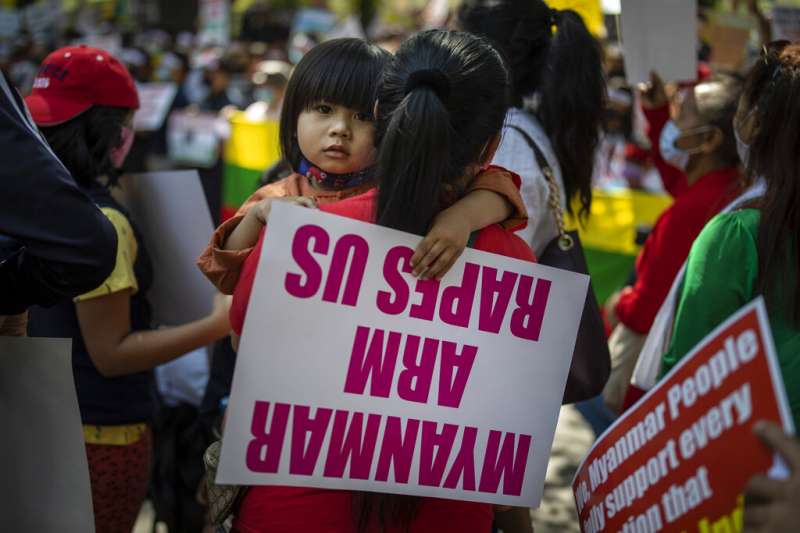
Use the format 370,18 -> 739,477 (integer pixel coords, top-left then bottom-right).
374,29 -> 509,236
279,38 -> 391,171
740,42 -> 800,325
457,0 -> 606,218
692,73 -> 742,168
39,106 -> 129,189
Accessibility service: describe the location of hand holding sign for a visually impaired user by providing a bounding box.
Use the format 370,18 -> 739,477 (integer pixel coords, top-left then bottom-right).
743,422 -> 800,533
638,72 -> 668,111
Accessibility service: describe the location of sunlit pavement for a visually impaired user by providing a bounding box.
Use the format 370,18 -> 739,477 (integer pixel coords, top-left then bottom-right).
530,405 -> 595,533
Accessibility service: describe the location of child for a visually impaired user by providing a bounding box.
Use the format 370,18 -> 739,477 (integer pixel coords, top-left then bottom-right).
24,46 -> 231,533
197,38 -> 527,293
229,29 -> 537,533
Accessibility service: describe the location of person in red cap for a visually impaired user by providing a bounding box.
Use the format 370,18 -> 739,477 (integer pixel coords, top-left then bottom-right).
25,46 -> 231,533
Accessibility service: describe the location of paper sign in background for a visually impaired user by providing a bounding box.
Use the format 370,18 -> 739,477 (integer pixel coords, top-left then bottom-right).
620,0 -> 698,85
572,299 -> 793,533
121,171 -> 216,326
218,203 -> 589,507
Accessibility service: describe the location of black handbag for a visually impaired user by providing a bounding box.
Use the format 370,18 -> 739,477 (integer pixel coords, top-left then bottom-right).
507,125 -> 611,404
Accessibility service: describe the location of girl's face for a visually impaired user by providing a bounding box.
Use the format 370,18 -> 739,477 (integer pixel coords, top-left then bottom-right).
297,101 -> 376,174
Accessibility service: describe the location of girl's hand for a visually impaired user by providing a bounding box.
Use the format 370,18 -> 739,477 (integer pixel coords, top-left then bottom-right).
412,208 -> 470,280
253,196 -> 317,224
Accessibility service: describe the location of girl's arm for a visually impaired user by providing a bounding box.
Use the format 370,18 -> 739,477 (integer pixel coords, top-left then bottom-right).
224,196 -> 317,252
412,168 -> 527,280
76,291 -> 231,377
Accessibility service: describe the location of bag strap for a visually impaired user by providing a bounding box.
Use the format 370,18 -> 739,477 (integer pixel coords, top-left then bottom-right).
507,125 -> 574,250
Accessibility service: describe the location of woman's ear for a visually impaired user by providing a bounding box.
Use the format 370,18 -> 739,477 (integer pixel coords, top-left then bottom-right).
373,100 -> 379,120
703,126 -> 724,154
480,133 -> 502,166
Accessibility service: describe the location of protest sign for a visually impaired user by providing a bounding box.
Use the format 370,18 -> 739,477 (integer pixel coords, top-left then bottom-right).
120,171 -> 216,326
199,0 -> 230,47
218,203 -> 589,506
620,0 -> 697,85
167,110 -> 225,168
572,298 -> 794,533
707,13 -> 752,70
0,337 -> 95,533
772,6 -> 800,43
133,82 -> 177,132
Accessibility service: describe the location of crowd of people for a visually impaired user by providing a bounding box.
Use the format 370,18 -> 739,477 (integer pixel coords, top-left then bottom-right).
2,0 -> 800,532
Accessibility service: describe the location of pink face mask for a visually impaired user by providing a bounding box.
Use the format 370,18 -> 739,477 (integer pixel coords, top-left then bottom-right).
110,125 -> 135,168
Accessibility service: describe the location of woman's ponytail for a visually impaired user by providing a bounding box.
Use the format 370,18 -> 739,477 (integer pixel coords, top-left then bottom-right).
458,1 -> 606,219
373,30 -> 508,236
376,79 -> 453,235
538,9 -> 605,218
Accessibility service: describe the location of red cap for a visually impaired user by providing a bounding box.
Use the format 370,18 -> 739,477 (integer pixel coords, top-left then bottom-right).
25,46 -> 140,126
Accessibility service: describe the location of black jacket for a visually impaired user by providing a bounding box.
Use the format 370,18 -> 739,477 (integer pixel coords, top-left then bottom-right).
0,72 -> 118,313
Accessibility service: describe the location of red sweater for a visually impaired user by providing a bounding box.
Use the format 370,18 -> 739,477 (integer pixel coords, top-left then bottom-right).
229,188 -> 536,533
614,165 -> 742,334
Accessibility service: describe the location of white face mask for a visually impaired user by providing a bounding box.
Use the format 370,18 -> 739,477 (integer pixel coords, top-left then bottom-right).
734,107 -> 757,169
659,120 -> 710,172
734,126 -> 750,169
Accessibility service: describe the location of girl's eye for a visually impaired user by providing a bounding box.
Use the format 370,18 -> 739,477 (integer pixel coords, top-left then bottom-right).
315,104 -> 333,114
355,112 -> 372,122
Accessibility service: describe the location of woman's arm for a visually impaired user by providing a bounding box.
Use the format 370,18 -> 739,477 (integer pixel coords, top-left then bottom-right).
76,291 -> 231,377
659,213 -> 757,376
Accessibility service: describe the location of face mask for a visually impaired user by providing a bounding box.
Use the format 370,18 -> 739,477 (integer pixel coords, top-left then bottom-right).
298,155 -> 373,190
659,120 -> 709,172
110,125 -> 135,168
734,127 -> 750,169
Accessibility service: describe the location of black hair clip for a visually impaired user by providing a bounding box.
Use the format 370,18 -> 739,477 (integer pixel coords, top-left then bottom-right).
404,69 -> 451,103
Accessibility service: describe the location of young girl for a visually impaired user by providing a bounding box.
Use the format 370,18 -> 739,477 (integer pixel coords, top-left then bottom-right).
228,29 -> 537,533
25,46 -> 231,533
197,38 -> 528,293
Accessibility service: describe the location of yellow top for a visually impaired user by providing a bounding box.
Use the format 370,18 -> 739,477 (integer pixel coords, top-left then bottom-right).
75,207 -> 138,302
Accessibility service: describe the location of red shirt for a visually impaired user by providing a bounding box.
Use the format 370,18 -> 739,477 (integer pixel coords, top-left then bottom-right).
229,188 -> 535,533
614,166 -> 742,334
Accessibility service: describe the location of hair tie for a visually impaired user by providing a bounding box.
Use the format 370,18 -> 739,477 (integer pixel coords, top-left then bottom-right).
404,69 -> 450,103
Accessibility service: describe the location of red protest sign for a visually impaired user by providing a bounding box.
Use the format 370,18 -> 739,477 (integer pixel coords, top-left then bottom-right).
572,298 -> 794,533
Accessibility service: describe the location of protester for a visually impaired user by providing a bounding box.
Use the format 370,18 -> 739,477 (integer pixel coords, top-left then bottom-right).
24,46 -> 231,533
456,3 -> 606,529
197,37 -> 527,295
457,0 -> 606,255
227,28 -> 535,533
0,70 -> 117,335
602,71 -> 744,412
659,41 -> 800,427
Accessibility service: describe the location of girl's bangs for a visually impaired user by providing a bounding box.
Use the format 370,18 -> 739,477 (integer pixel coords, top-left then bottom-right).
297,51 -> 384,114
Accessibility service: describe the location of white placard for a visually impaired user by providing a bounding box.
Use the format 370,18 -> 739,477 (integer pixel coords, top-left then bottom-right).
133,82 -> 178,132
0,337 -> 95,533
167,110 -> 223,168
772,6 -> 800,43
620,0 -> 698,85
121,171 -> 216,326
218,203 -> 589,507
199,0 -> 230,47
